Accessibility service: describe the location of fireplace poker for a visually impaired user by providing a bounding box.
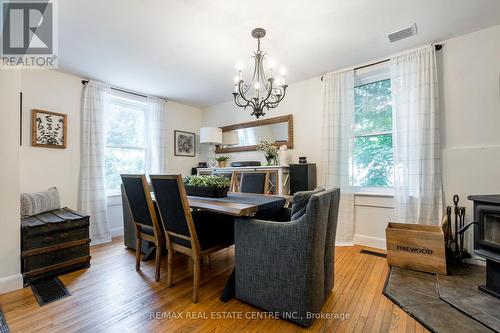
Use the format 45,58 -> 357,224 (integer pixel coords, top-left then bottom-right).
453,195 -> 460,253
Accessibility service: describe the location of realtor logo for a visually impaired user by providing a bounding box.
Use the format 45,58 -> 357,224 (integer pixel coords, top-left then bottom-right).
1,0 -> 58,68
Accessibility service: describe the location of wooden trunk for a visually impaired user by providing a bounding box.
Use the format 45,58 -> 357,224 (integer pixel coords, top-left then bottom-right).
386,222 -> 447,275
21,207 -> 91,286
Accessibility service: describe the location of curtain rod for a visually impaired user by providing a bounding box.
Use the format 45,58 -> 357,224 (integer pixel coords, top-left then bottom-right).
81,80 -> 159,100
321,44 -> 442,81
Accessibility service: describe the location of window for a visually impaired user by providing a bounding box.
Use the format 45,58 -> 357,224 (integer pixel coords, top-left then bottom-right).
352,73 -> 394,188
104,94 -> 147,194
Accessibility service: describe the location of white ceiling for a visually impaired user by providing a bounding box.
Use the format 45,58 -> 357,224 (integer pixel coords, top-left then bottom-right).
59,0 -> 500,108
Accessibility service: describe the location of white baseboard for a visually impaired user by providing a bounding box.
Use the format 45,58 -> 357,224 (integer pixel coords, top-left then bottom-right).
109,226 -> 124,238
0,273 -> 23,295
353,234 -> 386,250
335,241 -> 354,247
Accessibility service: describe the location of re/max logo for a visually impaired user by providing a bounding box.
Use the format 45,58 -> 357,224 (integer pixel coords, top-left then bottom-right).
396,245 -> 433,255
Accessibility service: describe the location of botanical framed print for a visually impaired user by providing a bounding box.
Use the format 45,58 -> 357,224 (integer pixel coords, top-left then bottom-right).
174,130 -> 196,157
31,109 -> 67,149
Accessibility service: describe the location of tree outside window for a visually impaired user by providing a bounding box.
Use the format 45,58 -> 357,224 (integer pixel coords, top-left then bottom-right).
104,97 -> 147,194
352,79 -> 394,187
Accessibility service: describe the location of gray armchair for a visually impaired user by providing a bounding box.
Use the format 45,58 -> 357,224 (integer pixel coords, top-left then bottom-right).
234,188 -> 340,327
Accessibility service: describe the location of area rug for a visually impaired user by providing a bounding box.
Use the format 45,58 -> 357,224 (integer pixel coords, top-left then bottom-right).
383,266 -> 495,333
0,308 -> 9,333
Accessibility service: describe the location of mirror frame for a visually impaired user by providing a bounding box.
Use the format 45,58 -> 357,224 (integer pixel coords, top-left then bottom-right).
215,114 -> 294,154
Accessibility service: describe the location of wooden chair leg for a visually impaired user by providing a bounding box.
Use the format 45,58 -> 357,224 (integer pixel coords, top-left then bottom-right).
192,258 -> 200,303
154,245 -> 161,282
135,237 -> 142,271
166,250 -> 173,287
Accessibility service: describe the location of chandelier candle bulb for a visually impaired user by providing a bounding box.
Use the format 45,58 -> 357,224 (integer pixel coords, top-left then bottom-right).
233,76 -> 239,93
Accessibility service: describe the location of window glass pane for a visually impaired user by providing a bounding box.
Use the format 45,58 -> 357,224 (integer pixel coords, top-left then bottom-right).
353,134 -> 393,187
104,148 -> 145,192
106,102 -> 145,147
354,79 -> 392,135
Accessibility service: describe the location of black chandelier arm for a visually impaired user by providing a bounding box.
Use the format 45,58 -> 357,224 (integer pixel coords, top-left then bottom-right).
236,81 -> 256,107
233,93 -> 253,109
258,53 -> 269,83
265,86 -> 287,109
234,84 -> 257,110
258,79 -> 275,110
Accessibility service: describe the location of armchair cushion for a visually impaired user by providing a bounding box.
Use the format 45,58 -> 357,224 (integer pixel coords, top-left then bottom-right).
290,187 -> 325,220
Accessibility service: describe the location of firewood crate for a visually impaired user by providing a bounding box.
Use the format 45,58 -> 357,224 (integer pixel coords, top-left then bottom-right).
386,222 -> 447,275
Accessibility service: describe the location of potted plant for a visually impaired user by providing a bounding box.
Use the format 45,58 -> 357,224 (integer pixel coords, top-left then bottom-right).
215,155 -> 230,167
256,140 -> 279,166
184,175 -> 231,198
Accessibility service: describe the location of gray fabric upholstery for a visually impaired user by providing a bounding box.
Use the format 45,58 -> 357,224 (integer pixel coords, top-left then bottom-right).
20,187 -> 61,218
234,188 -> 340,327
324,188 -> 340,300
290,187 -> 325,220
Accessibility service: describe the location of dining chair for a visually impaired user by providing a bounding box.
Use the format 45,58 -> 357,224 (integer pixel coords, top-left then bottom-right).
120,174 -> 164,282
150,174 -> 234,303
240,172 -> 269,194
234,188 -> 340,327
212,171 -> 235,191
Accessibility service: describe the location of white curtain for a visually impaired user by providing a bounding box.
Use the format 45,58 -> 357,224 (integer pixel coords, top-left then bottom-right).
79,81 -> 112,245
391,46 -> 443,225
321,70 -> 355,245
145,96 -> 168,175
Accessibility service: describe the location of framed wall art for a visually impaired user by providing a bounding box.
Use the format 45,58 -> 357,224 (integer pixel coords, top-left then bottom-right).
174,130 -> 196,157
32,109 -> 67,149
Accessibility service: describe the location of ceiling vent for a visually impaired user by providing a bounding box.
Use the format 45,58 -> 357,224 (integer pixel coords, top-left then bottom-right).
386,24 -> 417,43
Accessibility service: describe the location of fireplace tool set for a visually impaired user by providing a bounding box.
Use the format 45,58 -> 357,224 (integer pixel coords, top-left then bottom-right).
443,195 -> 470,265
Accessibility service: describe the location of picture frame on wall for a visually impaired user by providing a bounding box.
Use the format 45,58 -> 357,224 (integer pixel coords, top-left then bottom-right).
174,130 -> 196,157
31,109 -> 68,149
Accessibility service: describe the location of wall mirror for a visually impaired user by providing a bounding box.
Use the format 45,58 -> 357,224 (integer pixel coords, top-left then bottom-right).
215,115 -> 293,153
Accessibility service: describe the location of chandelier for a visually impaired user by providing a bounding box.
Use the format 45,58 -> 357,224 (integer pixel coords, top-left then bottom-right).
232,28 -> 288,118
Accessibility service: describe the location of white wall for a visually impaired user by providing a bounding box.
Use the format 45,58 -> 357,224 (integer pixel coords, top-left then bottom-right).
20,70 -> 82,209
201,24 -> 500,250
0,70 -> 23,293
19,70 -> 203,238
166,101 -> 202,175
439,24 -> 500,252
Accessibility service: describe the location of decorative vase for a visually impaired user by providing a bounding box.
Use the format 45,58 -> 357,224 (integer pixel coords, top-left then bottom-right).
265,156 -> 277,166
217,160 -> 227,167
299,156 -> 307,164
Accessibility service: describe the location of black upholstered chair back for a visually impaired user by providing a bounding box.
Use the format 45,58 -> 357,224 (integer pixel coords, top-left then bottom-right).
121,174 -> 155,228
240,172 -> 267,194
212,172 -> 232,180
149,175 -> 193,242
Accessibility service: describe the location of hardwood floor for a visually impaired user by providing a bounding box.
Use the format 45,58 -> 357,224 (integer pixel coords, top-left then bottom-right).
0,237 -> 429,333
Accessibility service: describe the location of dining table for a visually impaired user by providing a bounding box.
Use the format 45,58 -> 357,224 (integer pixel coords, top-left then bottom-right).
186,192 -> 291,302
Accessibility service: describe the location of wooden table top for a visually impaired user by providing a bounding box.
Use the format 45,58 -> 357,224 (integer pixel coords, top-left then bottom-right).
187,192 -> 291,217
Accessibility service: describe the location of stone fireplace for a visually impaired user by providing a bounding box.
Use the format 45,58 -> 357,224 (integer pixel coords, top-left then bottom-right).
468,195 -> 500,299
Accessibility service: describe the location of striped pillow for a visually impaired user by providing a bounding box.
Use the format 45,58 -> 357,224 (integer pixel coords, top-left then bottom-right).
20,187 -> 61,218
